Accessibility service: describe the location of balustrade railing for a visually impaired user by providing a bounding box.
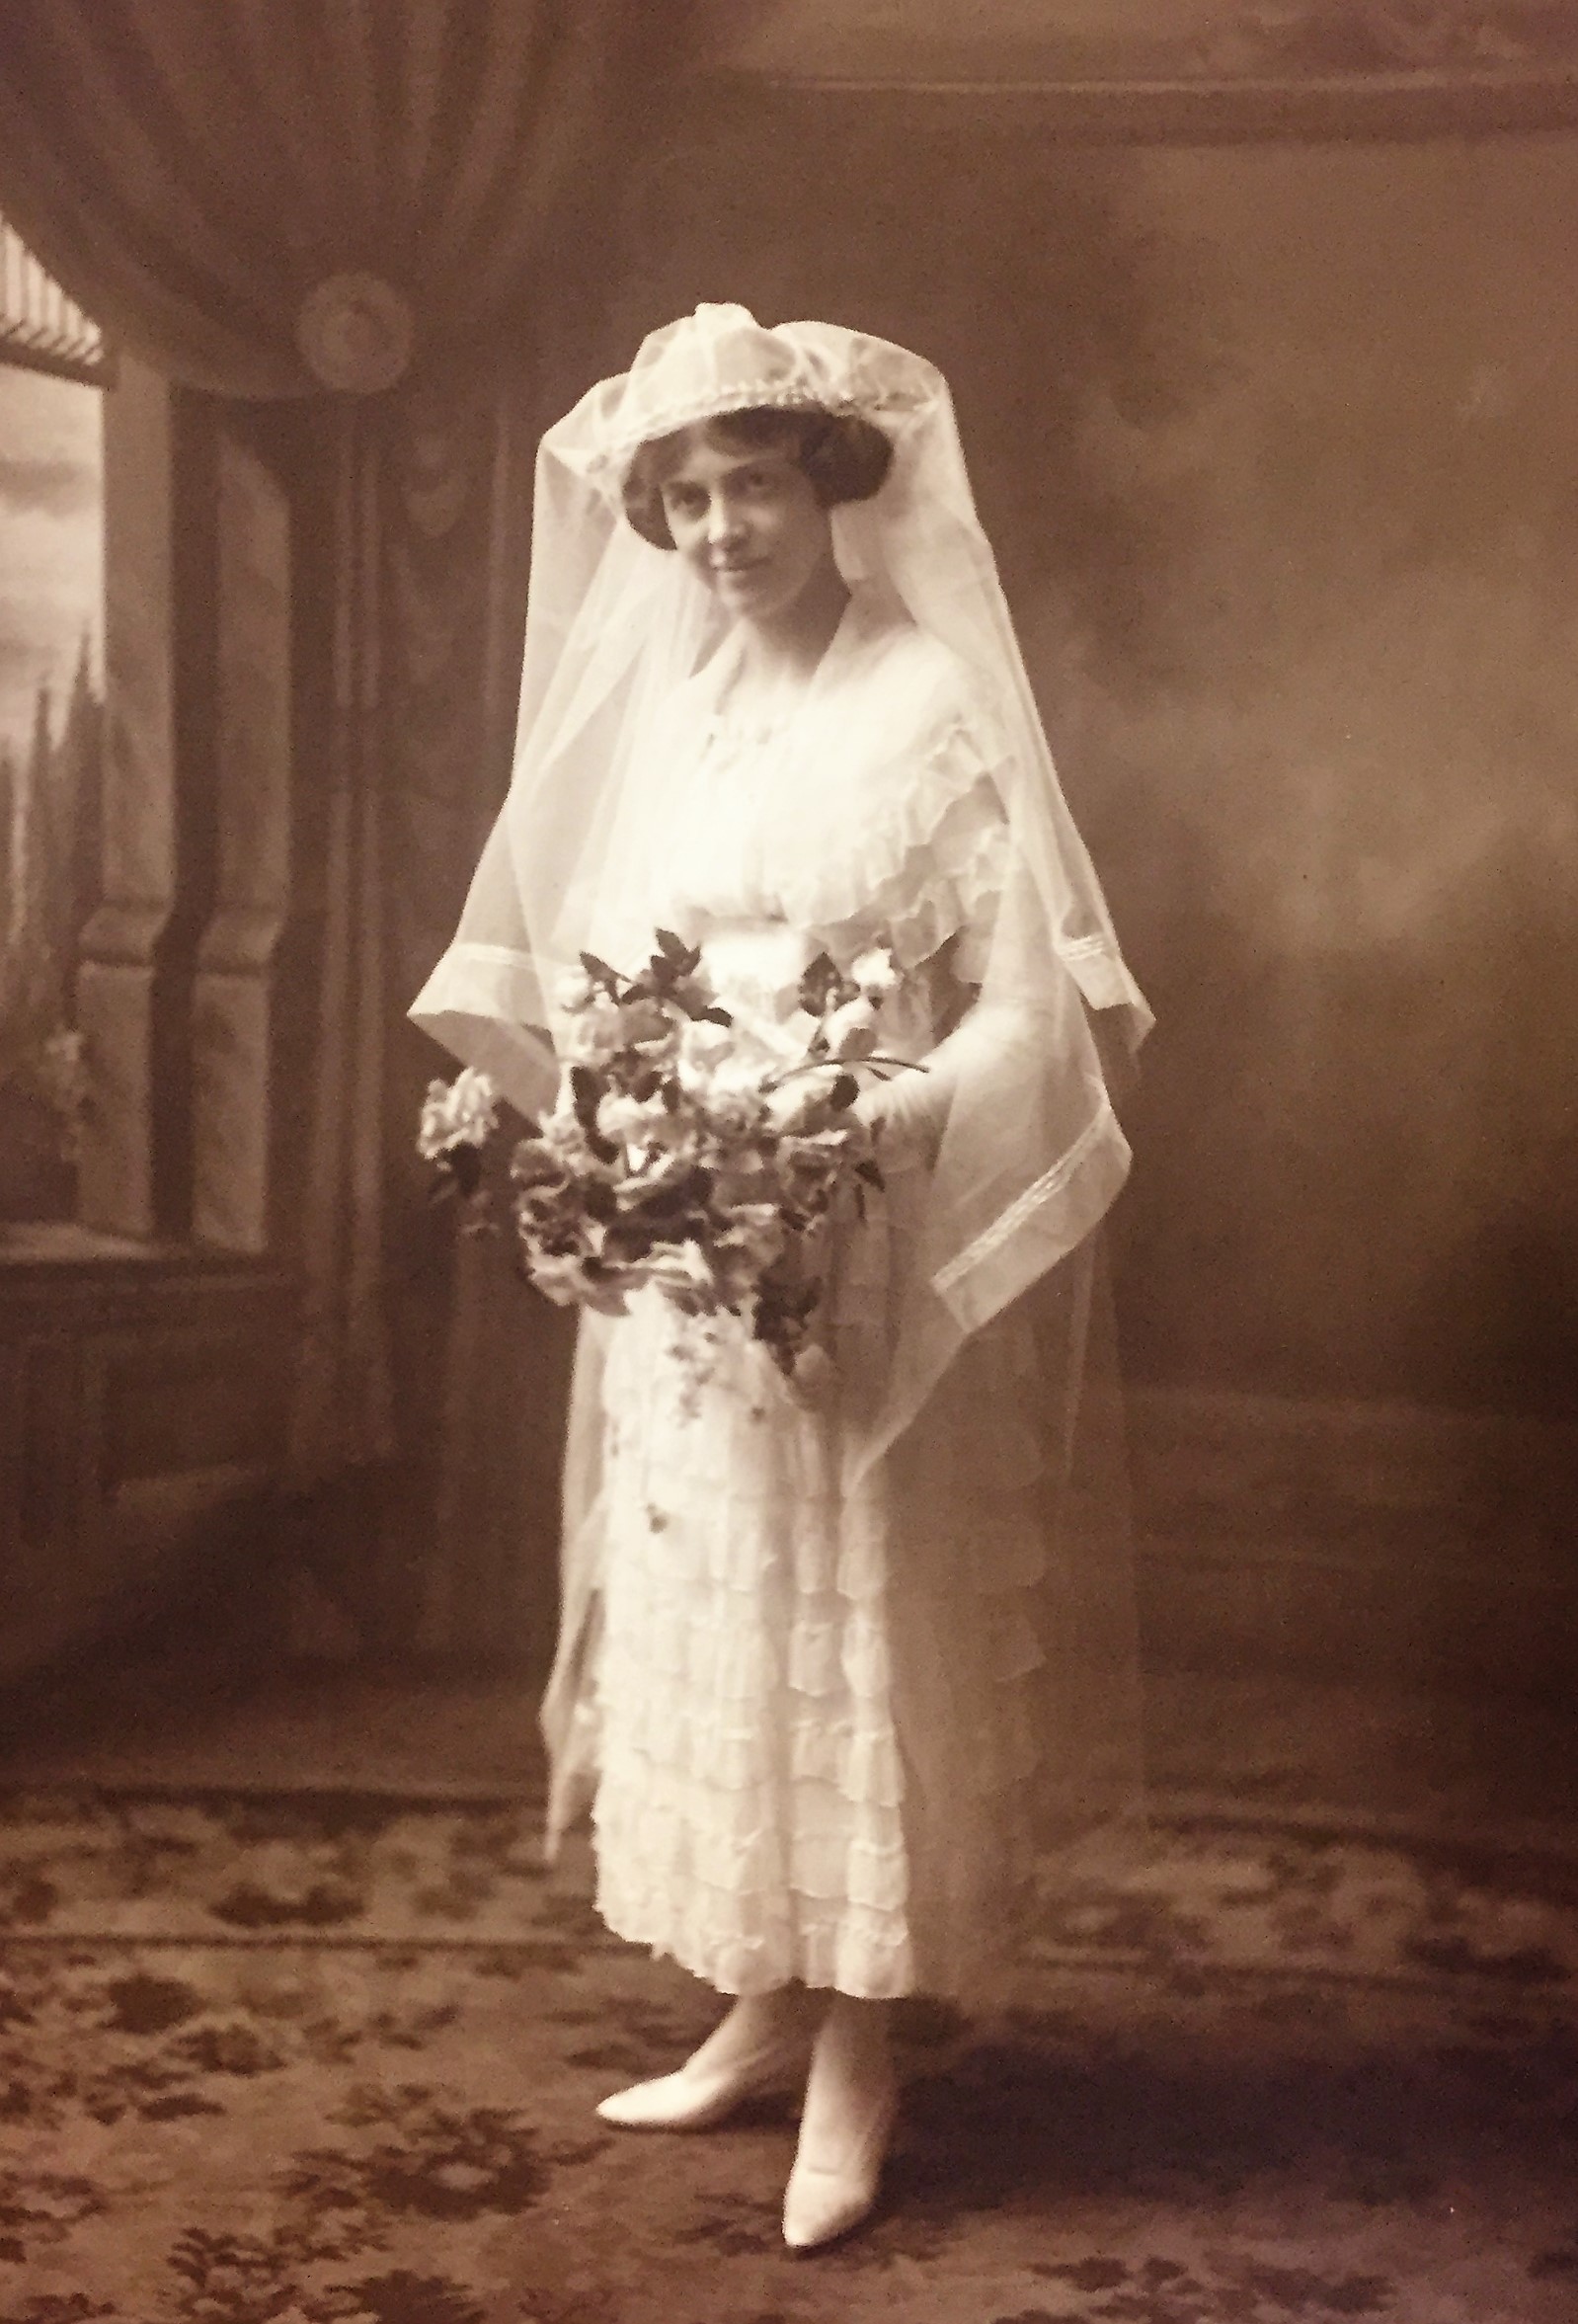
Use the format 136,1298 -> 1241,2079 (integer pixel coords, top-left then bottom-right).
0,215 -> 109,386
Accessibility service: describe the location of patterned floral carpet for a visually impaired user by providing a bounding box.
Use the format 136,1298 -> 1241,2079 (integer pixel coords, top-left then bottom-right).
2,1792 -> 1577,2323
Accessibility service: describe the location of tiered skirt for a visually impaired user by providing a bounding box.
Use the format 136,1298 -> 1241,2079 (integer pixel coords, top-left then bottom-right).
591,1281 -> 1050,2001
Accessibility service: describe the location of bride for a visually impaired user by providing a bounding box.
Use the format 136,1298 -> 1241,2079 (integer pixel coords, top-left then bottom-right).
412,304 -> 1151,2251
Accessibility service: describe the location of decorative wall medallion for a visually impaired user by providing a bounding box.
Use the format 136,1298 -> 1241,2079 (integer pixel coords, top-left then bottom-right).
295,272 -> 415,396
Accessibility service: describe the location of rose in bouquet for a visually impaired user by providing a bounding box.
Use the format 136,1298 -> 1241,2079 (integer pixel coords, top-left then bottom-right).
417,1066 -> 501,1204
418,930 -> 914,1387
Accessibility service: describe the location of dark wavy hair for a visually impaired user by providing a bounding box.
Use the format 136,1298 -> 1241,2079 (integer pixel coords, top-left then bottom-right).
621,405 -> 894,551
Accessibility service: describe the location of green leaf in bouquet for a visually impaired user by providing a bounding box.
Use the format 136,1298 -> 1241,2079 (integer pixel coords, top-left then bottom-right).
758,1245 -> 817,1298
701,1005 -> 733,1027
569,1063 -> 604,1121
580,950 -> 624,995
828,1073 -> 860,1111
510,1139 -> 564,1189
629,1066 -> 665,1103
632,1162 -> 715,1220
603,1218 -> 657,1263
445,1143 -> 486,1199
581,1179 -> 618,1223
662,1077 -> 683,1113
560,1252 -> 630,1317
798,951 -> 846,1017
656,927 -> 702,974
752,1271 -> 821,1349
663,982 -> 715,1023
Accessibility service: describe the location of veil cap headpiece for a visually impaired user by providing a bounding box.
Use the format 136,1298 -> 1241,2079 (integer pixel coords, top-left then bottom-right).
548,302 -> 935,501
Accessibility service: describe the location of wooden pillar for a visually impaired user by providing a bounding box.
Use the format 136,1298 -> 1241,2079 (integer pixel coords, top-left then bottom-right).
192,431 -> 293,1252
77,358 -> 213,1240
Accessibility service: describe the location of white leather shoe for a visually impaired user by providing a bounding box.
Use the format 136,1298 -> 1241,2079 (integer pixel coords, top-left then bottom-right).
781,2064 -> 900,2249
596,2030 -> 811,2130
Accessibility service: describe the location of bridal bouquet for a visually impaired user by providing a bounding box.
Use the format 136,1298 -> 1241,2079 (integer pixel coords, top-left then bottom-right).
418,930 -> 914,1388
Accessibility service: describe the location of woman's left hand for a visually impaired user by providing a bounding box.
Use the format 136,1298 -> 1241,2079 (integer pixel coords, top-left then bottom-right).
853,1074 -> 938,1171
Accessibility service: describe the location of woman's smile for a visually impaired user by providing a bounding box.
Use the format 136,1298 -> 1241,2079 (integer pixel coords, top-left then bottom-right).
712,558 -> 774,603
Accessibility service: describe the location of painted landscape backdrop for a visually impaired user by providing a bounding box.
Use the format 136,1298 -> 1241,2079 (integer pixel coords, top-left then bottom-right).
0,362 -> 104,1219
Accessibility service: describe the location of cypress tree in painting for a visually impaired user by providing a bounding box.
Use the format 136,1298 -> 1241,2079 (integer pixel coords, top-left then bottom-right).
62,632 -> 104,970
0,653 -> 103,1219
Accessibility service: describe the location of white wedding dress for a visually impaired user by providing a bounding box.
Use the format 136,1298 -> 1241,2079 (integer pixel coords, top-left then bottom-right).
588,591 -> 1058,2002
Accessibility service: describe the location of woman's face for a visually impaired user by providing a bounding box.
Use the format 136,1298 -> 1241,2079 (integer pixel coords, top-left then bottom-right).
658,426 -> 835,629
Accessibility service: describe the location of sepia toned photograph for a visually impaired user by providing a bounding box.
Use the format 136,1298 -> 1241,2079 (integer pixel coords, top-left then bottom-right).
0,4 -> 1575,2317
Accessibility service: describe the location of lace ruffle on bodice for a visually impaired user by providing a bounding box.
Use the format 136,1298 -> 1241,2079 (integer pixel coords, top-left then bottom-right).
648,593 -> 1010,985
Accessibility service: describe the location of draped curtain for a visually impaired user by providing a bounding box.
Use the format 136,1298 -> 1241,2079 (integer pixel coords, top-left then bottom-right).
0,0 -> 629,398
0,3 -> 687,1560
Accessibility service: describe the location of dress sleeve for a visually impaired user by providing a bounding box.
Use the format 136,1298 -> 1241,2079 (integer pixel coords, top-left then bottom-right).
812,682 -> 1013,983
